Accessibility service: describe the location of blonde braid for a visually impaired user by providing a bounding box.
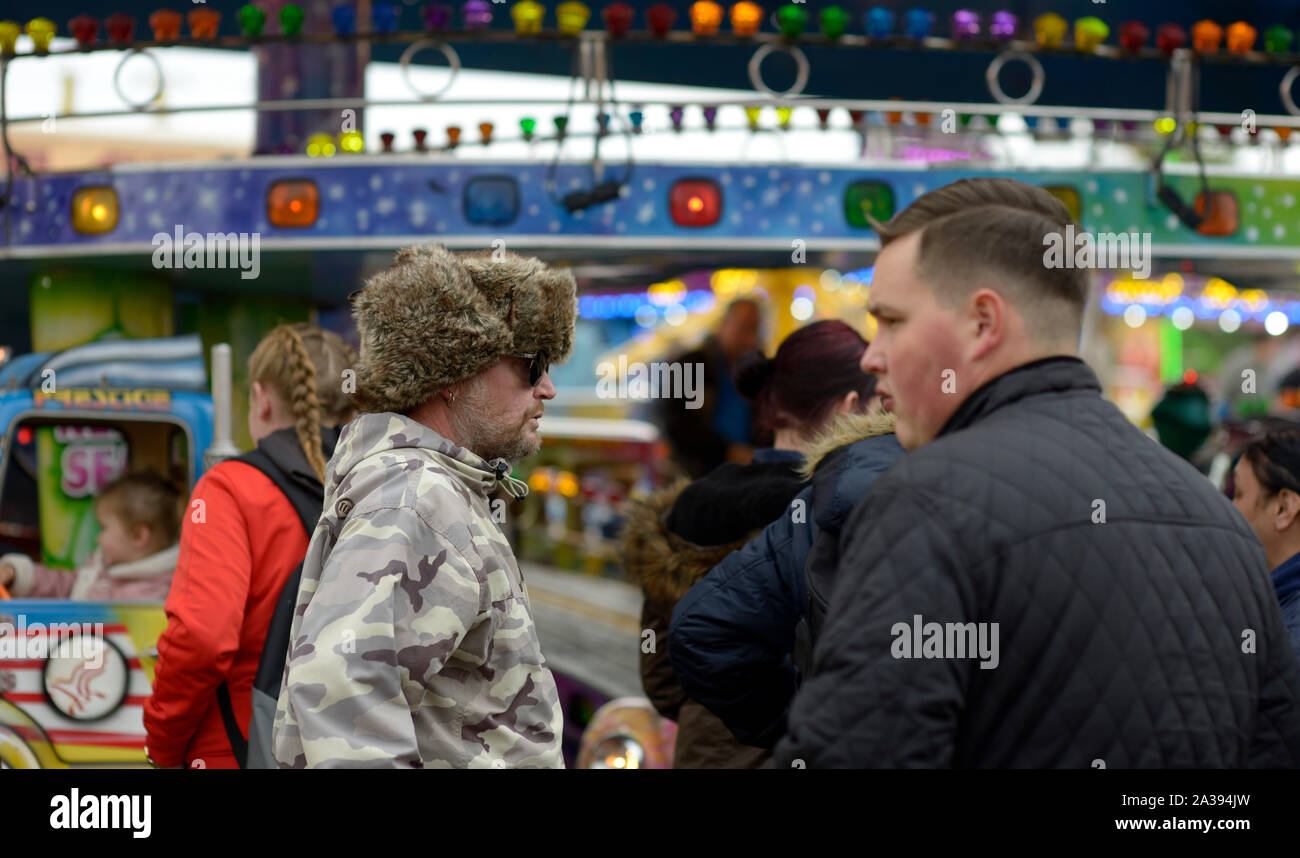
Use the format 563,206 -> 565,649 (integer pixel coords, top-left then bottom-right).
280,325 -> 328,483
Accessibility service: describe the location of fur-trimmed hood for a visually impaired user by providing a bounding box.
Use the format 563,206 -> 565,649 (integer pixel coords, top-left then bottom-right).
622,418 -> 896,609
349,244 -> 577,414
799,410 -> 897,479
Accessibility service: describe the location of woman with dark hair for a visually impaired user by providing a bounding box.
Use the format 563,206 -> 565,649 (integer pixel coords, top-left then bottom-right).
622,319 -> 881,768
1231,428 -> 1300,662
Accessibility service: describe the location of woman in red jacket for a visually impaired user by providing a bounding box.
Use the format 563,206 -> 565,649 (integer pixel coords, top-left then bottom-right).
143,323 -> 355,769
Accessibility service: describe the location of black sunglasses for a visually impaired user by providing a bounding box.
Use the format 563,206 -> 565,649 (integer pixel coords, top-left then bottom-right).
511,351 -> 550,387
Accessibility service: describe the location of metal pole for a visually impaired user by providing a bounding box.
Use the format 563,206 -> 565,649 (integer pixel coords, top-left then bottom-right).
203,343 -> 242,470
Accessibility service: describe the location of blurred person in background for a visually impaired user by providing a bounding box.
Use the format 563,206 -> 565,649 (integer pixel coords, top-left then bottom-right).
1232,428 -> 1300,662
623,320 -> 880,767
659,298 -> 763,477
1150,379 -> 1214,473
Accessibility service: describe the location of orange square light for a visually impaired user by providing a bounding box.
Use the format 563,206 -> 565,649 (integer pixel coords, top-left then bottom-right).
71,186 -> 119,234
267,179 -> 319,228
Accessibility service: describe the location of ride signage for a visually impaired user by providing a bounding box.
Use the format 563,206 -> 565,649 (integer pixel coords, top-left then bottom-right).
34,388 -> 171,412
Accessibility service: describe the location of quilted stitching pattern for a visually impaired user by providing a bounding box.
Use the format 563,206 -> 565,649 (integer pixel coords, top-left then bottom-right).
773,359 -> 1300,768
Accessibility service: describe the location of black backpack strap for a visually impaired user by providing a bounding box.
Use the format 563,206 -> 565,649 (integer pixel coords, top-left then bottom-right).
235,448 -> 321,535
216,682 -> 249,768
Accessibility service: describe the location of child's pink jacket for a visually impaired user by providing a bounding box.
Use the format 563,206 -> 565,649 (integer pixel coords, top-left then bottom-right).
1,545 -> 178,601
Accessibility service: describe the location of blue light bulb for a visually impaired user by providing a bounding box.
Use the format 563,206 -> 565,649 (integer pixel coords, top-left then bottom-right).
865,7 -> 894,38
904,8 -> 933,40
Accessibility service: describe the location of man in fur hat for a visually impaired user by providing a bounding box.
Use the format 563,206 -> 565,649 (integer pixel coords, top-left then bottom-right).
271,244 -> 576,768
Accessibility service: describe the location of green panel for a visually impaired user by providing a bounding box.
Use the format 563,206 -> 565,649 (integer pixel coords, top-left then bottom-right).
36,426 -> 128,569
177,295 -> 311,451
1158,318 -> 1182,386
29,270 -> 172,352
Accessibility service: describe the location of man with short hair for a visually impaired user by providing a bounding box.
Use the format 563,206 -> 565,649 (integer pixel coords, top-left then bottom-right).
271,244 -> 575,768
773,178 -> 1300,767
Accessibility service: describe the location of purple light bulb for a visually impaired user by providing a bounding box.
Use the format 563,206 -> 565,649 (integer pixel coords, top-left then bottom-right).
462,0 -> 492,30
989,11 -> 1017,40
669,106 -> 685,131
424,3 -> 451,31
952,10 -> 980,40
702,106 -> 718,129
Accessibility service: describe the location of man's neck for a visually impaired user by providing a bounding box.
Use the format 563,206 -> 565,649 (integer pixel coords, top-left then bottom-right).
406,398 -> 463,447
968,343 -> 1078,393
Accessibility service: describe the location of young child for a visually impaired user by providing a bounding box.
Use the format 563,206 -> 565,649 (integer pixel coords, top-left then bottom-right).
0,471 -> 181,601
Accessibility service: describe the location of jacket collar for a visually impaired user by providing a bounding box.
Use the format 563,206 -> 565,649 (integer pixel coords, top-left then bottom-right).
752,447 -> 805,464
937,356 -> 1100,439
106,543 -> 180,579
1273,551 -> 1300,602
336,412 -> 528,500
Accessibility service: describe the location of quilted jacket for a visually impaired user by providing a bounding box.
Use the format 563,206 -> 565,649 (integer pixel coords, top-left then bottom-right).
773,357 -> 1300,768
670,413 -> 903,748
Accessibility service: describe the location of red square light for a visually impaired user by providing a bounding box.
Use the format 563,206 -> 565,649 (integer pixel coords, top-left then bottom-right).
670,179 -> 721,227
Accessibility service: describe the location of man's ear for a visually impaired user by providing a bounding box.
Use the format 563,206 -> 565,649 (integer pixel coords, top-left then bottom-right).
1276,489 -> 1300,531
967,287 -> 1008,362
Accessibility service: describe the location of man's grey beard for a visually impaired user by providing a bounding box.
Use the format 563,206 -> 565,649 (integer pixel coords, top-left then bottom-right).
450,379 -> 541,464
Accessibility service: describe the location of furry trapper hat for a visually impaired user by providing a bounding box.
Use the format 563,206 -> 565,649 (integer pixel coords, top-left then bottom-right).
349,244 -> 578,414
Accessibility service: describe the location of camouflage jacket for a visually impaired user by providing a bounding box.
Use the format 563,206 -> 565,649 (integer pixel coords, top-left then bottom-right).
271,413 -> 564,768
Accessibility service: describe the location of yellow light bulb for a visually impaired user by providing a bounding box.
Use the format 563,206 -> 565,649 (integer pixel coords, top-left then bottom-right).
512,1 -> 545,34
556,2 -> 590,35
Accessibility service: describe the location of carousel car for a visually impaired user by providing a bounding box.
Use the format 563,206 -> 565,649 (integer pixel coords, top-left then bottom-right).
0,335 -> 212,768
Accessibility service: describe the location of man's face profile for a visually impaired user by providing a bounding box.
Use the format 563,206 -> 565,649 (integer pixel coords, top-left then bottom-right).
861,231 -> 969,450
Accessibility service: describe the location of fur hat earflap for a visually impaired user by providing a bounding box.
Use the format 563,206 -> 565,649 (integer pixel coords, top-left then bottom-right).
350,244 -> 577,414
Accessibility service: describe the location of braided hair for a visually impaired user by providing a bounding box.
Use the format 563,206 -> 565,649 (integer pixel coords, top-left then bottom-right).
248,323 -> 357,483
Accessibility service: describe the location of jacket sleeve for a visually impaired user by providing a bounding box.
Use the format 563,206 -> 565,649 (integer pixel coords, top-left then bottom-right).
143,471 -> 253,767
2,552 -> 76,599
283,507 -> 481,768
1248,593 -> 1300,767
771,486 -> 974,768
640,598 -> 685,721
668,487 -> 810,748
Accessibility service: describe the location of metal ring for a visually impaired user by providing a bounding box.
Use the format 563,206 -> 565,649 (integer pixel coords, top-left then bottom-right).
985,50 -> 1046,106
747,43 -> 811,98
1281,66 -> 1300,117
400,39 -> 462,102
112,49 -> 164,112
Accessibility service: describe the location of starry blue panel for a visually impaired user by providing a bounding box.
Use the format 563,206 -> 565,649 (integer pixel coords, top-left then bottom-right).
5,160 -> 1299,252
